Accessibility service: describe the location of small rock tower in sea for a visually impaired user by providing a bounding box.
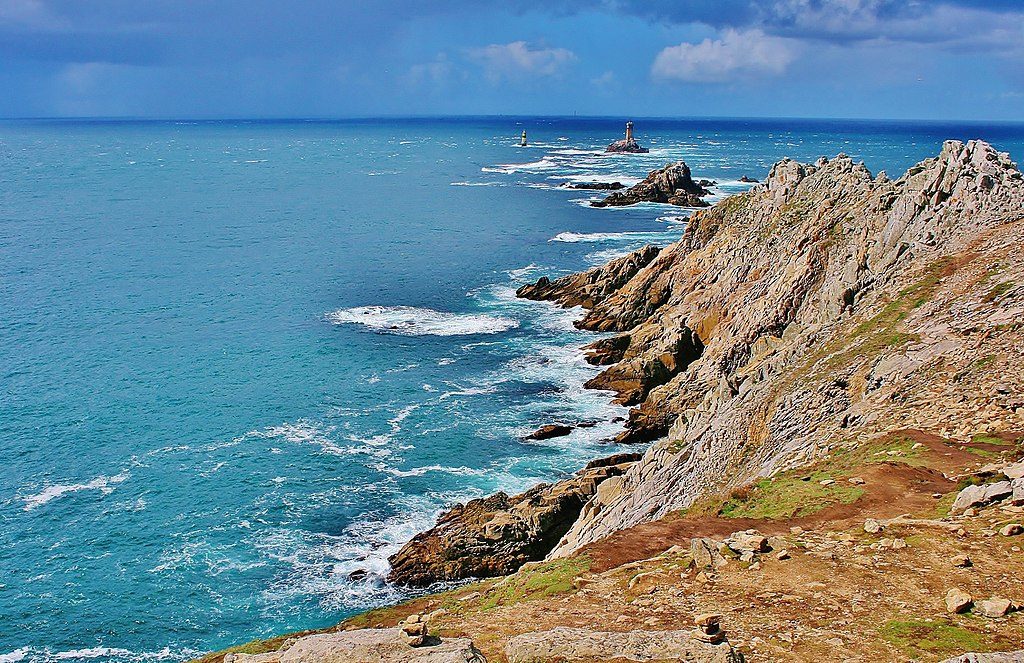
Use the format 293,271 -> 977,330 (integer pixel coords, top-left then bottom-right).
606,120 -> 649,153
520,130 -> 528,147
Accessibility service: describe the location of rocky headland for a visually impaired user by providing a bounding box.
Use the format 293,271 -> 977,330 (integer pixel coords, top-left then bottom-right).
591,161 -> 712,208
197,140 -> 1024,662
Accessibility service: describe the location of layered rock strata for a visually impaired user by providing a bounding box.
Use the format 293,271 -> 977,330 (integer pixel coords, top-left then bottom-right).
519,140 -> 1024,555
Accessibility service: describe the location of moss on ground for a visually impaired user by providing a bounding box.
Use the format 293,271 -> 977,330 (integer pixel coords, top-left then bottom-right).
478,556 -> 591,611
718,471 -> 864,519
879,619 -> 993,657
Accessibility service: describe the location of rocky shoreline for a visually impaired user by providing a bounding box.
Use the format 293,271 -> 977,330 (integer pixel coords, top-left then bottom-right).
197,140 -> 1024,662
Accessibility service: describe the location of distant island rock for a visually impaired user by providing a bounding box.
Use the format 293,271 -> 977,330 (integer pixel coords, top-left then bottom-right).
739,175 -> 759,183
560,181 -> 625,190
605,120 -> 649,153
591,161 -> 711,208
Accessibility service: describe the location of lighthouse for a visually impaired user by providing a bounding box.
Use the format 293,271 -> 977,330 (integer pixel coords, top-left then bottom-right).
520,130 -> 528,147
605,120 -> 649,153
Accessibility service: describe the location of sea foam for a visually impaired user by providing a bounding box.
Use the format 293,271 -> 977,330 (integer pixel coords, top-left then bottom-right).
22,472 -> 130,511
327,306 -> 518,336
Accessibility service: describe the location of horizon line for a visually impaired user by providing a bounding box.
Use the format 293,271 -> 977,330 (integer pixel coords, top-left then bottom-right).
2,113 -> 1024,126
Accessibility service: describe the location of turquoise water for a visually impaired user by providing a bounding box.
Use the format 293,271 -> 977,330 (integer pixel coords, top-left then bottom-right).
3,117 -> 1024,662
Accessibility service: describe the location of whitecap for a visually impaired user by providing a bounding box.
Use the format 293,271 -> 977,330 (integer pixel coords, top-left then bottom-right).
0,649 -> 27,663
326,306 -> 518,336
22,471 -> 130,511
549,231 -> 673,243
449,181 -> 501,187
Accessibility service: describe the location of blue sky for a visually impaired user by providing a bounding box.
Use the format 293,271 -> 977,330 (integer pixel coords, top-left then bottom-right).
1,0 -> 1022,120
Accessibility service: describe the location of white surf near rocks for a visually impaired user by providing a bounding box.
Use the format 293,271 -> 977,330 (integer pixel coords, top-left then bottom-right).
327,306 -> 519,336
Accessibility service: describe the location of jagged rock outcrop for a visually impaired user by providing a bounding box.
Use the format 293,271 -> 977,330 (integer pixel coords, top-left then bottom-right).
521,140 -> 1024,555
387,454 -> 640,587
592,162 -> 711,208
505,627 -> 744,662
516,245 -> 661,309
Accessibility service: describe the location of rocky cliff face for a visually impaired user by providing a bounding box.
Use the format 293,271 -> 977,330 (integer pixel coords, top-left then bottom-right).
519,140 -> 1024,556
591,162 -> 711,208
387,454 -> 639,587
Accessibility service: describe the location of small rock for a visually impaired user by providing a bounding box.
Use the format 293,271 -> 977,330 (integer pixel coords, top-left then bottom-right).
864,518 -> 883,534
694,613 -> 721,628
820,479 -> 836,486
525,424 -> 572,440
945,588 -> 973,614
951,554 -> 972,568
399,615 -> 428,647
999,523 -> 1023,536
776,549 -> 791,560
976,597 -> 1013,618
964,508 -> 978,517
892,538 -> 908,550
848,477 -> 866,485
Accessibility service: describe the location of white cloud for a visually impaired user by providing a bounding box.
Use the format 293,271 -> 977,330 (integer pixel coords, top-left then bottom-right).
468,41 -> 576,82
652,29 -> 796,83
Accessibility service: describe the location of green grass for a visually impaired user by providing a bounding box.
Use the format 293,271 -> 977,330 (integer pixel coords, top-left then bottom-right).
478,556 -> 591,610
971,434 -> 1012,446
879,619 -> 991,657
984,280 -> 1015,302
718,471 -> 864,519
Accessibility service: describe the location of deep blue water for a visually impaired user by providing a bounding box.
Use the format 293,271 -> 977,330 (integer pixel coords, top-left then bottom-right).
2,117 -> 1023,662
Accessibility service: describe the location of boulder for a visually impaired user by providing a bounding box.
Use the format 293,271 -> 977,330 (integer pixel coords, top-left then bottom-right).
725,531 -> 769,554
690,537 -> 729,569
591,162 -> 711,208
999,523 -> 1022,537
504,627 -> 744,663
388,454 -> 639,586
976,597 -> 1013,619
864,518 -> 883,534
524,424 -> 572,440
950,481 -> 1014,514
941,652 -> 1024,663
946,588 -> 973,614
1013,478 -> 1024,505
227,629 -> 486,663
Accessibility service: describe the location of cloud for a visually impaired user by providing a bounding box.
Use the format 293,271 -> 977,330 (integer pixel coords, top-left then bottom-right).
468,40 -> 576,81
652,29 -> 796,83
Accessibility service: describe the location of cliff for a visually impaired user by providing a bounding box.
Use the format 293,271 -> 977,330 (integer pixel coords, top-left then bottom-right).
196,140 -> 1024,663
519,140 -> 1024,556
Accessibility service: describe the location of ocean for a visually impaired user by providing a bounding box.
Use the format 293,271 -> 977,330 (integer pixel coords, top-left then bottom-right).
3,117 -> 1024,662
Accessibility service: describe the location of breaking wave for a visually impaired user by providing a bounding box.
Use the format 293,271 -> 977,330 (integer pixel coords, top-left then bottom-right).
326,306 -> 519,336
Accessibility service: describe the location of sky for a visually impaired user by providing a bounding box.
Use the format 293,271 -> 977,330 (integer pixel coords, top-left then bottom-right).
0,0 -> 1022,120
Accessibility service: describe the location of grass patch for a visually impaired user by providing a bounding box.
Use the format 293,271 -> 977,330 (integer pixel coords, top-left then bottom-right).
971,434 -> 1011,446
478,556 -> 590,610
718,471 -> 864,519
879,619 -> 991,657
984,280 -> 1015,302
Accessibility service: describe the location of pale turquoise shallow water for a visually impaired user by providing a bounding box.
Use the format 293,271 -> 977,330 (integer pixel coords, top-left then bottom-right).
2,117 -> 1023,662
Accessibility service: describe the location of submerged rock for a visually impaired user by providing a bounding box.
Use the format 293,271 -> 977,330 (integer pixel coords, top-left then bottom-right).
387,454 -> 640,587
524,423 -> 572,440
591,162 -> 710,208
